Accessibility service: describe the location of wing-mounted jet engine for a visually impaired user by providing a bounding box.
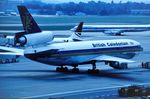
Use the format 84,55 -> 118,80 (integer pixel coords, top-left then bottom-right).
105,61 -> 128,69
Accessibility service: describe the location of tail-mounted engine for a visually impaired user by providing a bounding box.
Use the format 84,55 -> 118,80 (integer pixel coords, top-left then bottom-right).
15,31 -> 54,47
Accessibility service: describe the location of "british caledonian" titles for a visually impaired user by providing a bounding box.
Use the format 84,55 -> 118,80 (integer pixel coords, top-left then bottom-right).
92,42 -> 129,47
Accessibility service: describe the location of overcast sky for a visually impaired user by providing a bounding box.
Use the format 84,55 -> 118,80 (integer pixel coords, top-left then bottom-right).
41,0 -> 150,3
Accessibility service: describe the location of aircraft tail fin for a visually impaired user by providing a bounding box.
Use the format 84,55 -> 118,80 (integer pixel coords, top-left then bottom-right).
70,22 -> 83,41
75,22 -> 83,32
17,6 -> 41,33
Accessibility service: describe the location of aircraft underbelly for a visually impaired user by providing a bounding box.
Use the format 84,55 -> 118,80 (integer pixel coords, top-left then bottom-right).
37,54 -> 100,66
35,52 -> 137,66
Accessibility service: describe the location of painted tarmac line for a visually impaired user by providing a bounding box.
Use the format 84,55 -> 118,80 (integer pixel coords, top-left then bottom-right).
23,82 -> 150,98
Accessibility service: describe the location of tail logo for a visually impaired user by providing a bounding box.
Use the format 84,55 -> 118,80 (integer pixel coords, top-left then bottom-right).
23,12 -> 32,32
75,32 -> 81,37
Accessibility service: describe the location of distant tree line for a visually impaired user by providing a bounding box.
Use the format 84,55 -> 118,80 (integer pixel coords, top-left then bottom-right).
24,1 -> 150,15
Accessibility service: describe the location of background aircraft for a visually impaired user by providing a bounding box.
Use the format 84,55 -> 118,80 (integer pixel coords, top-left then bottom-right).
71,24 -> 150,35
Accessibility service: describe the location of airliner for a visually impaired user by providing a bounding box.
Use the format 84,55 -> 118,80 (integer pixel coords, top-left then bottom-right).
0,6 -> 143,73
0,38 -> 143,73
71,24 -> 150,35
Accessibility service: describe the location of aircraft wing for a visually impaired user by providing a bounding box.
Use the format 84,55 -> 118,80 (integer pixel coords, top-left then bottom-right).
94,55 -> 135,63
0,52 -> 23,56
0,46 -> 24,56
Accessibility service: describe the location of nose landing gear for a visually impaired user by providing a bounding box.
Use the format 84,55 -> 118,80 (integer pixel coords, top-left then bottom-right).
88,61 -> 99,74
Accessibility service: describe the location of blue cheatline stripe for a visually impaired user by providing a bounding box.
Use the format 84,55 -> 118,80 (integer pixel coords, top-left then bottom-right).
75,32 -> 81,37
50,46 -> 142,57
83,27 -> 149,29
82,29 -> 148,32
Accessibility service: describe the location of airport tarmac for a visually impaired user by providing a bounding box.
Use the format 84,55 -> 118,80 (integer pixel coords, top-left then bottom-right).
0,31 -> 150,98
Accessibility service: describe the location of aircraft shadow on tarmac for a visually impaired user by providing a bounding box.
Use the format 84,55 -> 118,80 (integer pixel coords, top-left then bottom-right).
0,69 -> 142,82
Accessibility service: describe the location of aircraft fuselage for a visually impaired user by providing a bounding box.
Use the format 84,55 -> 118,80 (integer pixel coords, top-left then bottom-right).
24,39 -> 143,66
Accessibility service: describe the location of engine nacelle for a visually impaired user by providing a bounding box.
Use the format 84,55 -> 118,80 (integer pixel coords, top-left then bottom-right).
17,31 -> 54,46
109,61 -> 128,69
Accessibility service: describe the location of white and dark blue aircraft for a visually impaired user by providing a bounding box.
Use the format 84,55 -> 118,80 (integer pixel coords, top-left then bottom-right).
0,38 -> 143,73
0,6 -> 143,73
71,24 -> 150,35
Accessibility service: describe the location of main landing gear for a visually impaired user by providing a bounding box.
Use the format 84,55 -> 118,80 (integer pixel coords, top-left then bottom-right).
56,66 -> 68,72
88,61 -> 99,74
72,65 -> 79,73
56,62 -> 100,74
56,65 -> 80,73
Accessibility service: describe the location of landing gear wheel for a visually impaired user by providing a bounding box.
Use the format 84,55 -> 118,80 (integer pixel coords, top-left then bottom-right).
88,61 -> 99,74
88,69 -> 92,74
64,67 -> 69,72
95,69 -> 99,73
56,66 -> 68,72
88,69 -> 99,74
72,68 -> 79,73
56,67 -> 61,72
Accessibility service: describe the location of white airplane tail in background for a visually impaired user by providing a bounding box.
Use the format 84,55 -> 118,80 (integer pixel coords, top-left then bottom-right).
69,22 -> 83,41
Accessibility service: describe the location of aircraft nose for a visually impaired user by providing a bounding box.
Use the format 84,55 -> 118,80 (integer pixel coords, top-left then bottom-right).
140,46 -> 143,51
138,45 -> 143,52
